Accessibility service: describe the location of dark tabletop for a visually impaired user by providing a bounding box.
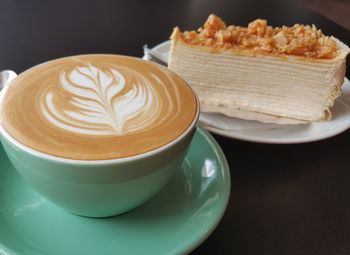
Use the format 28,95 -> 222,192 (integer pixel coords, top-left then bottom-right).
1,0 -> 350,254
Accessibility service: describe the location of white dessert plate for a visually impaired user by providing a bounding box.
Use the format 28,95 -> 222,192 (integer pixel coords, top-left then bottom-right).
143,40 -> 350,144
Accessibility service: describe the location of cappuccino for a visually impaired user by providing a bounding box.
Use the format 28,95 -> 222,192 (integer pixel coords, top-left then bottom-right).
0,55 -> 198,160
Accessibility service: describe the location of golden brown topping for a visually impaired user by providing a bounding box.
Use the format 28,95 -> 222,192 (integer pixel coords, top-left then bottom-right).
179,14 -> 338,59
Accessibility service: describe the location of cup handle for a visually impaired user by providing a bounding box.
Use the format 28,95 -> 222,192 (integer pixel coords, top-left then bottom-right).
0,70 -> 17,91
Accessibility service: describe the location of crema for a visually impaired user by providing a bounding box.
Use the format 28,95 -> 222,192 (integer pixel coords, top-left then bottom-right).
0,55 -> 198,160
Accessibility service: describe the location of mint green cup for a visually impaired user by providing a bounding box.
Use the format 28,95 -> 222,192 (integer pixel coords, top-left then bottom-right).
0,112 -> 198,217
0,74 -> 199,218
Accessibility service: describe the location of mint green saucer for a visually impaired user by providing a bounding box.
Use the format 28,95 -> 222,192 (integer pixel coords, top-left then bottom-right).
0,127 -> 230,255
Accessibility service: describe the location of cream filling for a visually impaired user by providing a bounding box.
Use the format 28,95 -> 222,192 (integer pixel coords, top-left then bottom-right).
169,37 -> 349,124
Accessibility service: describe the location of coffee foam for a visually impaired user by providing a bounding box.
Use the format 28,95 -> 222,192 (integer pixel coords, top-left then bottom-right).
0,55 -> 197,160
42,63 -> 178,136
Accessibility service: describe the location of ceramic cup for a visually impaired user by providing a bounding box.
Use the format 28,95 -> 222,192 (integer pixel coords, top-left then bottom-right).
0,58 -> 199,218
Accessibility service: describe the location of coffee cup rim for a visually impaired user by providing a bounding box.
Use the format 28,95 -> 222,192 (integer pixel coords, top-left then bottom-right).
0,54 -> 200,165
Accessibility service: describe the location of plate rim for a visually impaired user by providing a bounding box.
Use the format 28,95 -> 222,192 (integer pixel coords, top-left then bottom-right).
177,127 -> 231,254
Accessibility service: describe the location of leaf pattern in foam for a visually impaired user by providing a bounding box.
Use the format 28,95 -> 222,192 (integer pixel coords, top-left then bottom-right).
113,82 -> 152,133
41,64 -> 162,136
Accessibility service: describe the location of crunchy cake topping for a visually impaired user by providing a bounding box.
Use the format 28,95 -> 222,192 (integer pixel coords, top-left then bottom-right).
178,14 -> 338,59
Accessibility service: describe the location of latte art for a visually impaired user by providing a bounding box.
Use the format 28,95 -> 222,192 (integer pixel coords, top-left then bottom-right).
41,64 -> 175,136
0,55 -> 197,160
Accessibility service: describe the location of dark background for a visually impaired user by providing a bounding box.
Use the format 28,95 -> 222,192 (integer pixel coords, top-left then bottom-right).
1,0 -> 349,75
1,0 -> 350,254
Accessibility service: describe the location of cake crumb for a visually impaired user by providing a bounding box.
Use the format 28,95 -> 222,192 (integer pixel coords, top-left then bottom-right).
179,14 -> 337,59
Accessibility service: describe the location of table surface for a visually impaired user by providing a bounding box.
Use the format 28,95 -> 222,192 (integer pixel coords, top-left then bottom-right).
1,0 -> 350,254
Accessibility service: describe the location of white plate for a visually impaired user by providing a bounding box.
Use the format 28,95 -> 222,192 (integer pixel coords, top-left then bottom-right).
143,41 -> 350,144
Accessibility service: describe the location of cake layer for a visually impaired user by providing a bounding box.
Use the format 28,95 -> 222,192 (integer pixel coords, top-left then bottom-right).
168,15 -> 350,124
169,32 -> 349,124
